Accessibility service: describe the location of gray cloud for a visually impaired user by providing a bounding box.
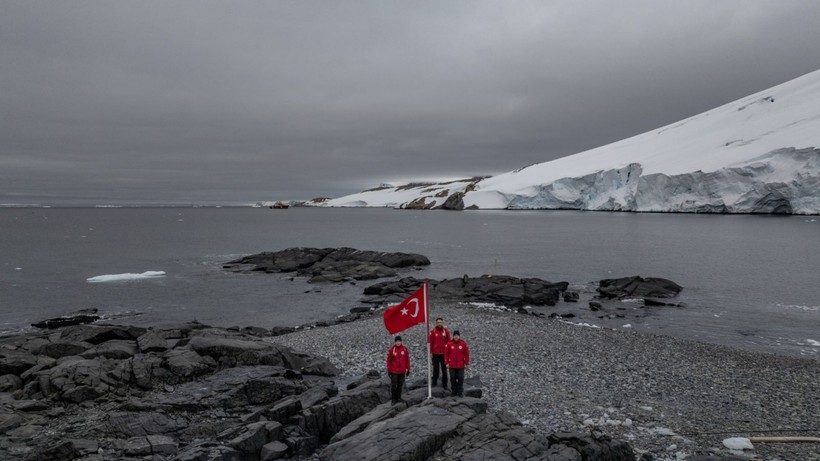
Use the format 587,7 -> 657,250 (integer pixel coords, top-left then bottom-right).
2,1 -> 820,204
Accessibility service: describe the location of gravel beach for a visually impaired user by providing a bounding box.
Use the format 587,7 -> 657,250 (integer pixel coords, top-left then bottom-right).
267,303 -> 820,460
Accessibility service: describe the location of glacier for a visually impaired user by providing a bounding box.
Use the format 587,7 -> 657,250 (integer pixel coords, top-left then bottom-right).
317,69 -> 820,214
504,148 -> 820,214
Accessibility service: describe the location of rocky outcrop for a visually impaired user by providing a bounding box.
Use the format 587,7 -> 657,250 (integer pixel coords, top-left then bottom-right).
31,308 -> 101,329
364,275 -> 569,308
319,394 -> 632,461
222,247 -> 430,283
438,191 -> 466,210
596,276 -> 682,299
0,322 -> 634,460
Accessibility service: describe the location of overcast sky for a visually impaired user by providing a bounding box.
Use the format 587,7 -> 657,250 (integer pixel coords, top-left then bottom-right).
2,1 -> 820,205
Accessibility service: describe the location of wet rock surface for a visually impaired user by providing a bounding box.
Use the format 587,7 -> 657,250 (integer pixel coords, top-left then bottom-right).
0,322 -> 634,460
30,308 -> 102,330
222,247 -> 431,282
597,276 -> 683,300
364,275 -> 570,308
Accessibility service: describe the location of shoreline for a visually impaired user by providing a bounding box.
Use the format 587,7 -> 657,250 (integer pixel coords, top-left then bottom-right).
267,303 -> 820,460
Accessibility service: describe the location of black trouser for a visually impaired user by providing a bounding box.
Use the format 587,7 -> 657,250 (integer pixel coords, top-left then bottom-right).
449,367 -> 464,397
432,354 -> 447,387
389,372 -> 406,403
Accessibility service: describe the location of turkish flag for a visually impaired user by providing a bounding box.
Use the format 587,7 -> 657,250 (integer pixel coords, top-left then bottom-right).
383,281 -> 428,334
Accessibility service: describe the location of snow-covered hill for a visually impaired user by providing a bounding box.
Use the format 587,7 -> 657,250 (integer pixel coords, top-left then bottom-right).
321,70 -> 820,214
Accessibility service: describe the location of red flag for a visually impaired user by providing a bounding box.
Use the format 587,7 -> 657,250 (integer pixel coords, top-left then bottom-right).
383,282 -> 427,334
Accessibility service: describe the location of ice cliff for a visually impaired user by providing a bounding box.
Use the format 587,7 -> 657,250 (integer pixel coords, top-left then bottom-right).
321,69 -> 820,214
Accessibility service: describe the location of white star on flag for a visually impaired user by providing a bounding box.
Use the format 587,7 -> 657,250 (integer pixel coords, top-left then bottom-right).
400,308 -> 409,315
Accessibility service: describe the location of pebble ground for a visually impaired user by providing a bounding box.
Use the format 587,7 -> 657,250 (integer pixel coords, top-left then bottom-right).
267,303 -> 820,461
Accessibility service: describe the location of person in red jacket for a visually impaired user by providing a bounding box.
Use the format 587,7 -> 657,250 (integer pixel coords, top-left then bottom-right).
386,335 -> 411,404
428,317 -> 451,389
444,330 -> 469,397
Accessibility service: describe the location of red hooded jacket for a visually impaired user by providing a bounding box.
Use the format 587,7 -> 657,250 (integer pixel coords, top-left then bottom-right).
444,339 -> 469,369
386,344 -> 410,374
428,326 -> 451,355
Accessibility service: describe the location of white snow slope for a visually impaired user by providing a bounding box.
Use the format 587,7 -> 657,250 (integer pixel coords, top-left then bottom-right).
324,70 -> 820,214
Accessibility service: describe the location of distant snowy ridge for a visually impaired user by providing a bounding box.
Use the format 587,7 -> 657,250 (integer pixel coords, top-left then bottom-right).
318,69 -> 820,214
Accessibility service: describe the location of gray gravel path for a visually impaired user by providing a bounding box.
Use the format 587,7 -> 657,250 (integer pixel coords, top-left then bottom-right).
267,303 -> 819,460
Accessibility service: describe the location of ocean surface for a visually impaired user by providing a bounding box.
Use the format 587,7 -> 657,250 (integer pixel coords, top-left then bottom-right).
1,207 -> 818,358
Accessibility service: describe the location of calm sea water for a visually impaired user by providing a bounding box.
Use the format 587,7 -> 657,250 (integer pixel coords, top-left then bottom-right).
1,207 -> 818,357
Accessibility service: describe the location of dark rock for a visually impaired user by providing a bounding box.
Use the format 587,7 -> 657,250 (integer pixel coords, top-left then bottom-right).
589,301 -> 602,311
265,396 -> 303,422
165,348 -> 217,379
148,434 -> 178,455
644,298 -> 669,306
297,378 -> 390,443
80,339 -> 138,359
269,326 -> 296,337
62,385 -> 101,403
439,191 -> 466,210
173,441 -> 243,461
228,421 -> 281,454
563,291 -> 580,302
37,440 -> 79,461
31,311 -> 101,329
0,374 -> 23,392
329,401 -> 404,443
597,276 -> 683,299
107,411 -> 187,437
59,324 -> 148,345
0,349 -> 39,376
346,370 -> 381,390
260,441 -> 288,460
366,275 -> 569,308
242,326 -> 270,337
301,357 -> 339,376
0,413 -> 24,435
132,354 -> 163,389
122,436 -> 153,456
298,380 -> 337,408
283,425 -> 320,457
320,399 -> 480,460
465,387 -> 483,398
138,330 -> 169,353
551,312 -> 576,319
549,431 -> 633,461
245,376 -> 308,405
349,306 -> 372,314
11,399 -> 49,412
223,247 -> 430,283
35,357 -> 116,401
37,340 -> 93,359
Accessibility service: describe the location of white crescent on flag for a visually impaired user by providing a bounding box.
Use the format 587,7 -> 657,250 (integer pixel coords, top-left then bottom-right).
408,299 -> 420,318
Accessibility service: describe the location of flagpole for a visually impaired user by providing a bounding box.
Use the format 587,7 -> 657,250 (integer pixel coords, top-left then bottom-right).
425,280 -> 432,399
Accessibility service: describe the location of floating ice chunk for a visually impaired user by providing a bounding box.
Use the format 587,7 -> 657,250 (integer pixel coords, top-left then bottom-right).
806,339 -> 820,347
87,271 -> 166,283
622,324 -> 633,328
722,437 -> 753,450
15,267 -> 22,271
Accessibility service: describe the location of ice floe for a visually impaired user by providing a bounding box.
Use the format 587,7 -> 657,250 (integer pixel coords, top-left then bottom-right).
86,271 -> 166,283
